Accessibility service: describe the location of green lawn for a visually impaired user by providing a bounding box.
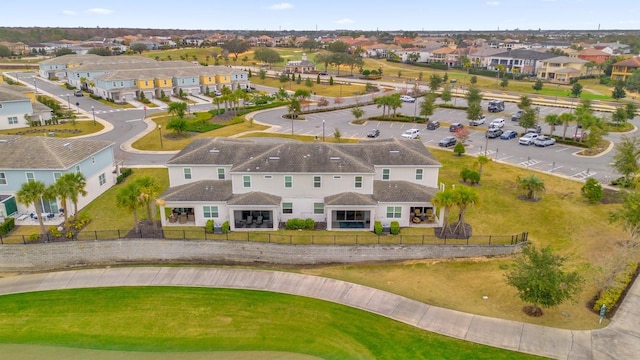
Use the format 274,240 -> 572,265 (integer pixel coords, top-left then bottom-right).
0,287 -> 541,359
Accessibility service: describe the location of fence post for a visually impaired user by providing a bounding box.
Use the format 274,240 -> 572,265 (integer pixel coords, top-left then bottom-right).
22,235 -> 26,244
312,235 -> 314,245
94,231 -> 98,241
334,235 -> 336,245
269,233 -> 271,243
356,235 -> 358,245
466,236 -> 469,245
247,232 -> 250,242
0,235 -> 3,245
422,235 -> 425,245
489,235 -> 492,245
377,234 -> 380,244
183,230 -> 186,239
290,235 -> 292,244
400,235 -> 402,244
444,235 -> 447,245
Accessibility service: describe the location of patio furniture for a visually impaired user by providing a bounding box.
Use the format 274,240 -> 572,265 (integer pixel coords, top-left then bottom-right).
17,214 -> 29,221
179,214 -> 187,224
168,214 -> 178,223
187,214 -> 195,222
256,216 -> 263,225
247,215 -> 253,224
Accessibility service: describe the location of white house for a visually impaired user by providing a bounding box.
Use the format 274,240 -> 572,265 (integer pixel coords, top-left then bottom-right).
160,137 -> 442,231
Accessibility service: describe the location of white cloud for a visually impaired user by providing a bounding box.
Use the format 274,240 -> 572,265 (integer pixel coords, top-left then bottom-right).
62,10 -> 76,16
86,8 -> 113,15
335,18 -> 355,24
486,1 -> 500,6
267,3 -> 293,10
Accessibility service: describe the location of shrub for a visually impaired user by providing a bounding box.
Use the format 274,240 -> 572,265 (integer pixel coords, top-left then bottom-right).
205,219 -> 215,233
581,178 -> 604,203
453,142 -> 466,156
390,221 -> 400,235
116,168 -> 133,184
374,221 -> 383,235
461,168 -> 472,182
593,263 -> 639,312
285,218 -> 306,230
0,217 -> 16,235
221,221 -> 230,233
467,171 -> 480,185
29,233 -> 40,241
49,226 -> 62,238
304,218 -> 315,230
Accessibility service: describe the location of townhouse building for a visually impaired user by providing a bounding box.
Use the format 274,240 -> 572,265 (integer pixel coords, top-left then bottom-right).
611,57 -> 640,82
536,56 -> 589,83
160,137 -> 443,231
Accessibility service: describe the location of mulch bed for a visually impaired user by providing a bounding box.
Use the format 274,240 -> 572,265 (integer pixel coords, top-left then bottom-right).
433,222 -> 472,239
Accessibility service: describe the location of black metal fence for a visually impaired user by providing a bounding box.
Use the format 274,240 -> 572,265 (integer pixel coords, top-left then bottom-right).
1,228 -> 528,246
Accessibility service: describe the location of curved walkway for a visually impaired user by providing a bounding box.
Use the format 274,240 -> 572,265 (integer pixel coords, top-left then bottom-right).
1,267 -> 638,359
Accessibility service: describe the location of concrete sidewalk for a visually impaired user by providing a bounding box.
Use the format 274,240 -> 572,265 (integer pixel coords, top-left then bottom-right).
0,267 -> 638,359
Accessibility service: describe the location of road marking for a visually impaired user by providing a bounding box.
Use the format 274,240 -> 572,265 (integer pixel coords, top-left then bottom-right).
555,147 -> 570,152
498,155 -> 513,161
125,119 -> 142,122
572,170 -> 596,179
549,165 -> 563,172
519,159 -> 541,168
475,149 -> 495,155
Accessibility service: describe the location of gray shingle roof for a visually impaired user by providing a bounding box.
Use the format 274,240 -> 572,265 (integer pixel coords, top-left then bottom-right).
373,180 -> 436,203
167,137 -> 440,174
227,191 -> 282,206
325,192 -> 377,206
0,135 -> 114,170
160,180 -> 232,202
0,85 -> 29,102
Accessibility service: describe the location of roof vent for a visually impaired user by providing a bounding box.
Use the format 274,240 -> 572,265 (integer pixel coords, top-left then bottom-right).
329,156 -> 341,161
63,143 -> 71,149
390,150 -> 400,154
269,156 -> 280,160
209,149 -> 220,153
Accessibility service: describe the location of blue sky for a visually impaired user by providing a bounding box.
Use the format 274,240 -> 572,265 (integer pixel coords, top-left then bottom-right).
4,0 -> 639,31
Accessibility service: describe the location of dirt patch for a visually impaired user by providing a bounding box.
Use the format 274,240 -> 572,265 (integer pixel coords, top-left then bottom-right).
601,188 -> 623,204
433,222 -> 472,239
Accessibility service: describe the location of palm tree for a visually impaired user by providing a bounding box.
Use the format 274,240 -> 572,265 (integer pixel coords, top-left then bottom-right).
116,182 -> 143,233
16,180 -> 48,236
477,155 -> 490,177
517,174 -> 545,201
135,177 -> 161,230
544,114 -> 562,137
48,175 -> 73,225
559,113 -> 576,139
374,96 -> 389,117
432,189 -> 457,236
67,172 -> 87,221
387,93 -> 403,118
168,102 -> 187,119
452,186 -> 479,236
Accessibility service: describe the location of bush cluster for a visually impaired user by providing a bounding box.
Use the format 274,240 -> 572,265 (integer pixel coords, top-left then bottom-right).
285,218 -> 315,230
116,168 -> 133,184
390,221 -> 400,235
221,221 -> 230,233
373,221 -> 383,235
205,219 -> 215,233
460,168 -> 480,185
593,263 -> 639,312
0,217 -> 15,235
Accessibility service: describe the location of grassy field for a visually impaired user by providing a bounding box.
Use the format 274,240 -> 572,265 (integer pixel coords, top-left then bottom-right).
0,120 -> 104,137
0,287 -> 541,359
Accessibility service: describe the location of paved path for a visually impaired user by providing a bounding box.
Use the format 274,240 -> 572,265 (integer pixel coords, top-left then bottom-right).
0,267 -> 638,359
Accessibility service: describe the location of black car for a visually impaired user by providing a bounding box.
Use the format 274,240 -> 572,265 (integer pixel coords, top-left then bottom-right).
367,129 -> 380,138
438,136 -> 457,147
426,120 -> 440,130
449,123 -> 463,132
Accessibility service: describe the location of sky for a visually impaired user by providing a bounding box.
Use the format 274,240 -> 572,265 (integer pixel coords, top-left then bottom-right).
3,0 -> 639,32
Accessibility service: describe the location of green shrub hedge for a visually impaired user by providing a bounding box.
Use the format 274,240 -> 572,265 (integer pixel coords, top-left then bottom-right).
116,168 -> 133,184
0,217 -> 15,235
593,263 -> 639,313
285,218 -> 315,230
374,221 -> 383,235
390,221 -> 400,235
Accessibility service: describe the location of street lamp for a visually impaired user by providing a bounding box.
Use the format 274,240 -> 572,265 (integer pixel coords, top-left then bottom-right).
91,106 -> 95,126
322,119 -> 325,142
66,94 -> 70,110
33,79 -> 38,94
158,125 -> 163,149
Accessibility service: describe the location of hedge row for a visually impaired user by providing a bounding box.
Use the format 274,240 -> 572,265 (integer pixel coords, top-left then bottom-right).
116,168 -> 133,184
593,263 -> 639,313
285,218 -> 315,230
0,217 -> 15,235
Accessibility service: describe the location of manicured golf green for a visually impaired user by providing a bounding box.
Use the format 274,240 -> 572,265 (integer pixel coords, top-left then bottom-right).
0,287 -> 541,359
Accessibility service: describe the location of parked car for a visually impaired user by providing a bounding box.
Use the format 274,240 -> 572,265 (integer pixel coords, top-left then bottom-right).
533,136 -> 556,147
489,118 -> 505,129
518,133 -> 539,145
449,123 -> 464,132
500,130 -> 518,139
426,120 -> 440,130
400,95 -> 416,103
573,131 -> 588,141
486,128 -> 503,138
74,90 -> 83,97
511,110 -> 524,121
214,90 -> 222,96
469,115 -> 486,126
318,71 -> 328,76
401,128 -> 420,139
525,125 -> 542,134
367,129 -> 380,138
488,99 -> 505,112
438,136 -> 457,147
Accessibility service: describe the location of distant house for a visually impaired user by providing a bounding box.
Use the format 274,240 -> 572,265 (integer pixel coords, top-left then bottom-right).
284,53 -> 316,74
536,56 -> 588,83
160,137 -> 443,231
578,48 -> 610,64
0,84 -> 35,130
0,135 -> 115,218
611,57 -> 640,82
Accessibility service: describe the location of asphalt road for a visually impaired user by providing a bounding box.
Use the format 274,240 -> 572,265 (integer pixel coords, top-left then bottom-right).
14,71 -> 639,184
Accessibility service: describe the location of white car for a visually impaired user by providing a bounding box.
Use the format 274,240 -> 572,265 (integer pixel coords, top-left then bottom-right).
400,95 -> 416,103
533,136 -> 556,147
470,115 -> 486,126
401,128 -> 420,139
489,118 -> 505,129
518,133 -> 539,145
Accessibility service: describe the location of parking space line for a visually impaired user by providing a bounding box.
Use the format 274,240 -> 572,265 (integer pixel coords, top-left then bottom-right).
555,147 -> 570,152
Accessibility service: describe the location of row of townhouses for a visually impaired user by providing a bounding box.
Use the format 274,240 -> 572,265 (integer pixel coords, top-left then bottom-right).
0,81 -> 52,131
37,55 -> 250,103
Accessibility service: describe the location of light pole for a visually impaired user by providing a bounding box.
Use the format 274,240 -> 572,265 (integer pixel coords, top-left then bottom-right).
291,115 -> 294,136
33,79 -> 38,94
66,94 -> 70,110
91,106 -> 95,126
322,119 -> 325,142
143,106 -> 147,120
158,125 -> 163,149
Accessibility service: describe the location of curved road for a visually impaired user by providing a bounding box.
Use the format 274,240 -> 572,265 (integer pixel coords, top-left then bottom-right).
1,267 -> 639,359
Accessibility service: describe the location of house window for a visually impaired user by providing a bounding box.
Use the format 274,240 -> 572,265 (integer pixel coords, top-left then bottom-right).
264,175 -> 272,179
8,117 -> 18,125
203,205 -> 218,218
26,172 -> 35,182
75,165 -> 81,173
415,169 -> 423,180
91,156 -> 96,164
243,175 -> 251,188
314,202 -> 324,214
0,172 -> 6,185
144,81 -> 148,86
99,173 -> 106,186
120,82 -> 124,87
382,169 -> 390,180
386,206 -> 402,218
53,172 -> 62,182
183,168 -> 192,180
313,176 -> 321,188
217,168 -> 225,180
163,80 -> 167,85
333,175 -> 342,179
282,202 -> 293,214
354,176 -> 363,188
284,175 -> 292,188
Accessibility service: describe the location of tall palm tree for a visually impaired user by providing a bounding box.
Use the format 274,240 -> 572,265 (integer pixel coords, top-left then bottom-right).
48,175 -> 73,225
477,155 -> 490,177
67,172 -> 87,221
559,113 -> 576,139
116,182 -> 143,233
135,176 -> 161,230
168,101 -> 187,119
517,174 -> 545,201
16,180 -> 48,236
452,186 -> 479,236
431,189 -> 457,236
